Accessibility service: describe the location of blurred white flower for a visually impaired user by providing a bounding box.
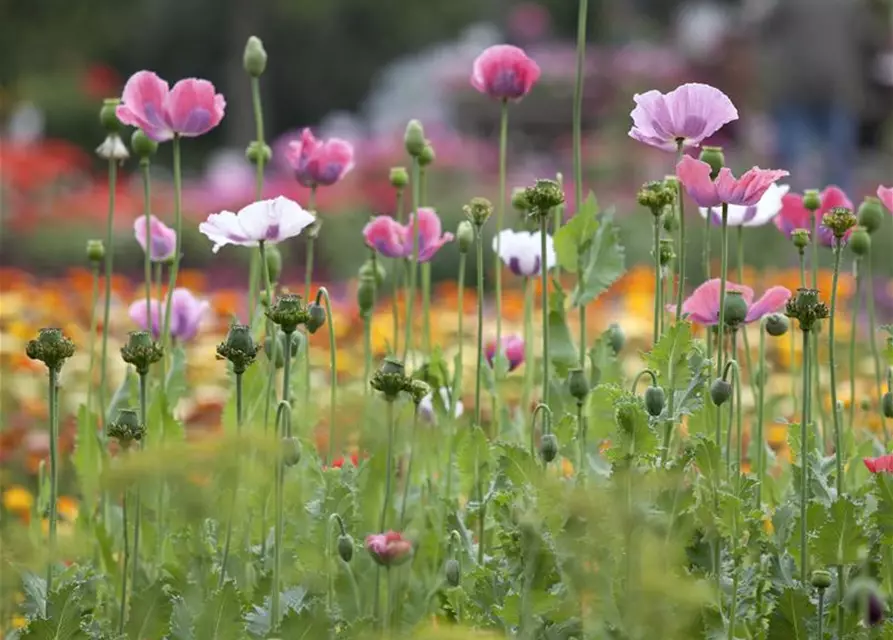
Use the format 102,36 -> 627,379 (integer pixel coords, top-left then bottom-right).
492,229 -> 556,277
419,387 -> 463,423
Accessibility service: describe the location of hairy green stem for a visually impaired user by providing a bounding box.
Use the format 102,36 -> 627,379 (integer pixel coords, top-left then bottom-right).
828,237 -> 844,494
494,100 -> 509,362
46,367 -> 59,600
304,187 -> 318,407
140,160 -> 153,330
652,215 -> 661,345
800,327 -> 811,582
817,587 -> 825,640
474,225 -> 485,425
572,0 -> 587,213
521,277 -> 534,428
736,226 -> 756,394
218,372 -> 243,588
99,159 -> 117,426
316,288 -> 338,462
674,141 -> 686,320
403,159 -> 421,363
247,75 -> 267,316
755,320 -> 767,510
399,407 -> 419,528
541,217 -> 551,406
271,400 -> 291,631
161,136 -> 182,348
865,257 -> 889,443
848,257 -> 861,431
380,400 -> 396,532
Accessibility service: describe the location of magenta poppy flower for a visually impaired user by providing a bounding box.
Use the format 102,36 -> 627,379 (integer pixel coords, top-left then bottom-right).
676,155 -> 789,209
864,454 -> 893,474
774,186 -> 852,248
116,71 -> 225,142
285,128 -> 355,188
666,279 -> 791,326
134,215 -> 176,262
363,208 -> 453,262
365,531 -> 413,566
199,196 -> 316,253
128,288 -> 209,341
485,334 -> 525,372
878,185 -> 893,213
471,45 -> 541,101
628,83 -> 738,152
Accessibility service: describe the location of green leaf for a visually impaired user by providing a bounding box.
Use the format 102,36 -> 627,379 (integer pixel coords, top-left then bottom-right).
104,369 -> 134,427
73,404 -> 102,517
165,345 -> 188,405
572,212 -> 626,307
125,582 -> 173,640
588,332 -> 622,388
456,425 -> 492,494
644,321 -> 693,386
811,497 -> 868,566
767,587 -> 814,640
547,279 -> 578,377
21,582 -> 87,639
553,192 -> 599,273
874,474 -> 893,544
20,572 -> 46,619
692,436 -> 722,487
496,442 -> 540,487
194,583 -> 243,640
584,384 -> 624,443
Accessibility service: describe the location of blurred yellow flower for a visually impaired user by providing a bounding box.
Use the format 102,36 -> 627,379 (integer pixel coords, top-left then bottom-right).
2,485 -> 34,514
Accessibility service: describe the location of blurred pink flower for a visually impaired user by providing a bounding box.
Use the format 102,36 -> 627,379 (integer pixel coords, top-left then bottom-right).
864,454 -> 893,474
365,531 -> 413,566
485,334 -> 525,371
774,186 -> 852,248
199,196 -> 315,253
471,45 -> 541,101
363,208 -> 453,262
878,185 -> 893,213
285,128 -> 355,188
667,279 -> 790,326
116,71 -> 225,142
134,215 -> 176,262
628,83 -> 738,152
128,288 -> 209,341
676,155 -> 788,208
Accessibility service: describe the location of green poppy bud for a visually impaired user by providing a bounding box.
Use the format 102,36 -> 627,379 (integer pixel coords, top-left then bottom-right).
358,258 -> 386,287
86,239 -> 105,264
457,221 -> 474,254
568,368 -> 589,402
764,313 -> 789,337
338,534 -> 354,562
857,197 -> 884,234
792,228 -> 810,250
357,275 -> 376,317
445,559 -> 460,586
264,244 -> 282,284
811,570 -> 832,590
305,302 -> 326,335
282,437 -> 301,467
698,146 -> 725,180
245,141 -> 272,165
418,143 -> 435,167
644,386 -> 666,417
131,129 -> 158,159
100,98 -> 123,134
606,323 -> 625,355
243,35 -> 268,77
710,379 -> 732,406
389,167 -> 409,188
404,120 -> 426,158
802,190 -> 821,211
882,392 -> 893,419
849,226 -> 870,256
724,291 -> 748,327
539,433 -> 558,463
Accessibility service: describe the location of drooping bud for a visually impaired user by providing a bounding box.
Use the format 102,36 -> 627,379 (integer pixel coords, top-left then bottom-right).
445,559 -> 460,586
281,437 -> 301,467
418,142 -> 435,167
802,190 -> 822,212
338,534 -> 354,562
710,379 -> 732,406
25,328 -> 76,372
849,226 -> 870,256
539,433 -> 558,463
358,258 -> 386,287
131,129 -> 158,160
264,244 -> 282,283
404,120 -> 426,158
120,331 -> 164,375
857,197 -> 884,234
266,294 -> 310,334
370,358 -> 410,401
636,180 -> 676,217
264,332 -> 301,369
882,392 -> 893,419
811,570 -> 832,590
357,275 -> 376,317
100,98 -> 123,134
389,167 -> 409,189
822,207 -> 857,241
86,239 -> 105,265
463,197 -> 493,228
524,179 -> 565,221
245,141 -> 272,165
568,368 -> 589,402
784,288 -> 829,332
457,221 -> 474,254
305,301 -> 326,335
243,35 -> 268,77
791,228 -> 810,251
723,290 -> 749,327
764,313 -> 789,337
216,324 -> 260,375
644,386 -> 666,417
107,408 -> 145,450
511,187 -> 531,213
606,323 -> 625,355
698,146 -> 725,180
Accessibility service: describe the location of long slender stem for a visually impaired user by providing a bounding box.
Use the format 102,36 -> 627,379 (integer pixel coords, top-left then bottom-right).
652,216 -> 661,345
717,203 -> 730,375
403,159 -> 421,363
810,210 -> 818,289
99,159 -> 117,427
572,0 -> 587,213
132,372 -> 148,594
46,368 -> 59,599
865,257 -> 889,443
304,187 -> 318,407
316,288 -> 338,462
392,187 -> 405,354
494,100 -> 509,361
733,334 -> 743,474
87,266 -> 100,421
161,136 -> 182,347
576,400 -> 586,482
755,320 -> 766,510
445,253 -> 466,501
218,372 -> 243,588
399,408 -> 419,528
703,213 -> 711,280
118,489 -> 128,634
848,257 -> 861,431
540,217 -> 551,406
474,226 -> 485,425
828,238 -> 844,495
837,567 -> 845,640
521,277 -> 533,428
247,75 -> 267,316
674,142 -> 686,320
817,588 -> 825,640
380,400 -> 395,532
727,563 -> 739,640
800,328 -> 811,582
271,401 -> 291,631
420,167 -> 432,354
140,161 -> 153,329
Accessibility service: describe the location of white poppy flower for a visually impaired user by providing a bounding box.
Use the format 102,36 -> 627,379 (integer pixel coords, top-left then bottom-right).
419,387 -> 463,423
699,183 -> 790,227
492,229 -> 556,277
199,196 -> 316,253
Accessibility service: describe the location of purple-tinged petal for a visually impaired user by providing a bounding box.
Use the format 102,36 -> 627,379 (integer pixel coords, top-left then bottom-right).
745,286 -> 791,323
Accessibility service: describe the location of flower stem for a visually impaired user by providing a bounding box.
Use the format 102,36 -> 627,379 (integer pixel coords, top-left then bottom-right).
403,158 -> 421,363
392,187 -> 405,354
810,210 -> 818,289
717,203 -> 730,375
848,257 -> 861,431
522,277 -> 534,432
674,141 -> 686,321
271,400 -> 291,632
474,224 -> 485,425
380,400 -> 395,532
420,166 -> 431,354
218,371 -> 243,588
837,567 -> 845,640
140,160 -> 153,330
399,407 -> 419,528
736,226 -> 756,394
87,264 -> 100,431
817,587 -> 825,640
652,216 -> 661,345
247,75 -> 267,316
800,327 -> 811,583
99,158 -> 117,427
46,367 -> 59,599
727,562 -> 739,640
541,217 -> 551,407
572,0 -> 587,213
118,489 -> 128,634
304,186 -> 317,406
494,100 -> 509,362
865,257 -> 890,444
316,288 -> 338,462
702,212 -> 711,280
132,372 -> 148,593
755,319 -> 767,510
828,237 -> 844,495
576,399 -> 586,482
161,135 -> 182,348
446,252 -> 466,501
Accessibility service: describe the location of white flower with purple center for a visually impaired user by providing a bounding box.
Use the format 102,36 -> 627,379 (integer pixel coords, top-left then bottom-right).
492,229 -> 555,277
418,387 -> 464,424
699,183 -> 790,227
199,196 -> 315,253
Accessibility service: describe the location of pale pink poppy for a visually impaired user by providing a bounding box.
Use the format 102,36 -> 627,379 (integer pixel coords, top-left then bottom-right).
285,128 -> 355,188
199,196 -> 315,253
878,185 -> 893,213
774,186 -> 852,248
667,278 -> 791,326
128,288 -> 209,341
363,208 -> 453,262
676,155 -> 788,208
134,215 -> 176,262
116,71 -> 225,142
471,45 -> 541,101
365,531 -> 413,566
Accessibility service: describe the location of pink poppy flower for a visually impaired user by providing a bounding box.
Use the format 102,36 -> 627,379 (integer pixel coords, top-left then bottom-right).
471,45 -> 541,101
199,196 -> 315,253
863,455 -> 893,474
363,208 -> 453,262
485,334 -> 525,372
628,83 -> 738,152
128,288 -> 209,341
878,185 -> 893,213
116,71 -> 225,142
365,531 -> 413,566
285,128 -> 355,188
667,279 -> 791,326
134,215 -> 176,262
774,186 -> 852,248
676,155 -> 789,208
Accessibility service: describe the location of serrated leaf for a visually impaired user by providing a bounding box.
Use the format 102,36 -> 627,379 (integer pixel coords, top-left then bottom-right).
20,572 -> 46,619
811,497 -> 868,566
73,405 -> 102,517
169,596 -> 194,640
496,442 -> 540,487
767,587 -> 814,640
874,474 -> 893,543
21,582 -> 86,640
644,321 -> 693,386
572,212 -> 626,307
584,384 -> 624,443
553,193 -> 599,273
125,582 -> 172,640
692,437 -> 722,487
194,583 -> 243,640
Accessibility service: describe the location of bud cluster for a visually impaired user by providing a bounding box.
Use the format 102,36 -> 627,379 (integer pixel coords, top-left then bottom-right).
217,324 -> 260,374
266,294 -> 311,334
25,328 -> 76,371
464,197 -> 494,228
107,409 -> 145,450
784,288 -> 830,332
822,207 -> 857,241
120,331 -> 164,375
636,180 -> 676,216
523,179 -> 565,222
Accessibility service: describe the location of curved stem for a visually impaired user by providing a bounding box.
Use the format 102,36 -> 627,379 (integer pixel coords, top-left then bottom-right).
755,320 -> 767,510
218,372 -> 243,588
530,403 -> 553,457
652,216 -> 661,345
629,369 -> 659,394
403,159 -> 421,363
140,160 -> 153,330
800,328 -> 811,582
848,257 -> 861,431
494,100 -> 509,361
865,257 -> 889,443
99,159 -> 117,427
674,142 -> 686,321
247,75 -> 267,315
379,400 -> 395,532
46,367 -> 59,599
540,217 -> 551,406
828,238 -> 844,495
474,225 -> 485,425
271,400 -> 292,631
161,135 -> 182,348
399,407 -> 420,528
316,288 -> 338,462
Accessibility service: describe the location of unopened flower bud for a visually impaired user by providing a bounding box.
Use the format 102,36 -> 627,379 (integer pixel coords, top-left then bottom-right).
882,392 -> 893,419
637,180 -> 676,216
539,433 -> 558,463
764,313 -> 789,337
358,258 -> 386,287
243,35 -> 268,77
418,143 -> 435,167
857,197 -> 884,234
644,386 -> 666,417
266,294 -> 310,334
568,368 -> 589,402
216,324 -> 260,374
860,397 -> 872,412
370,358 -> 409,401
120,330 -> 164,375
785,288 -> 829,332
698,146 -> 725,180
710,379 -> 732,406
357,275 -> 376,317
338,534 -> 354,562
96,135 -> 129,161
802,190 -> 821,212
464,197 -> 493,227
659,237 -> 675,266
822,207 -> 857,240
445,559 -> 460,586
264,244 -> 282,283
511,187 -> 530,213
245,141 -> 272,165
524,179 -> 565,219
662,208 -> 679,233
792,228 -> 810,250
86,239 -> 105,264
264,332 -> 301,369
282,437 -> 301,467
724,290 -> 749,327
131,129 -> 158,160
606,323 -> 625,355
404,120 -> 426,158
811,570 -> 832,590
849,226 -> 870,256
305,301 -> 326,335
389,166 -> 409,188
25,328 -> 76,372
107,408 -> 145,449
100,98 -> 123,134
409,379 -> 431,406
457,221 -> 474,254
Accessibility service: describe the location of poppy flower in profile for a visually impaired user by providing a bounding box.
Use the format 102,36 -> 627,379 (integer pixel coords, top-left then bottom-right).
134,215 -> 176,262
365,531 -> 413,566
285,128 -> 355,188
492,229 -> 556,277
485,334 -> 525,372
128,288 -> 209,342
363,208 -> 453,262
199,196 -> 315,253
700,184 -> 790,228
676,155 -> 789,209
863,454 -> 893,474
667,279 -> 791,326
471,45 -> 541,101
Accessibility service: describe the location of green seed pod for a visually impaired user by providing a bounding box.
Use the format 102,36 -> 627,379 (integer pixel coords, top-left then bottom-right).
100,98 -> 122,134
710,379 -> 732,406
358,258 -> 386,288
802,190 -> 821,212
764,313 -> 789,337
131,129 -> 158,159
811,570 -> 833,590
305,302 -> 326,334
357,275 -> 376,317
264,244 -> 282,284
457,220 -> 474,254
606,323 -> 625,355
882,392 -> 893,419
723,291 -> 748,327
282,437 -> 301,467
511,187 -> 530,213
418,143 -> 435,167
539,433 -> 558,463
86,239 -> 105,264
644,386 -> 666,417
445,559 -> 460,586
849,226 -> 870,256
245,141 -> 272,165
568,368 -> 589,402
389,167 -> 409,188
698,146 -> 725,180
792,228 -> 810,250
857,197 -> 884,234
338,534 -> 354,562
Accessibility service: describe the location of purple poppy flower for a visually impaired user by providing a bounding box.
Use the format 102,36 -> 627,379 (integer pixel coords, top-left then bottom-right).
134,215 -> 177,262
128,288 -> 209,341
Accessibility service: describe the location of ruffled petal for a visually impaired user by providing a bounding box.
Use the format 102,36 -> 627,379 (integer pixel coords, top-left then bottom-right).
745,286 -> 791,323
677,156 -> 721,207
118,71 -> 173,142
363,216 -> 408,259
199,210 -> 253,253
165,78 -> 225,137
878,185 -> 893,213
